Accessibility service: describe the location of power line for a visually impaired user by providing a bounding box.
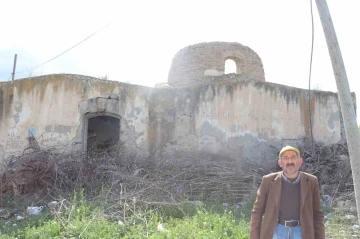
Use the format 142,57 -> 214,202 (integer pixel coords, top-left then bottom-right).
308,0 -> 315,156
15,21 -> 112,75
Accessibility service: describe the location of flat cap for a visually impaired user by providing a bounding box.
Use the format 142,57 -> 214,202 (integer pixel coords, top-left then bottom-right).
279,145 -> 300,158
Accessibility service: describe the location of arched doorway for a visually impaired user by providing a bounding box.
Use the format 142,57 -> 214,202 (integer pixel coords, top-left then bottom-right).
86,115 -> 120,157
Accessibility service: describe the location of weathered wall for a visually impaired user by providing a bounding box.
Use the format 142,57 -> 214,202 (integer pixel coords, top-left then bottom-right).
0,74 -> 151,167
168,42 -> 265,87
0,74 -> 354,171
148,74 -> 352,168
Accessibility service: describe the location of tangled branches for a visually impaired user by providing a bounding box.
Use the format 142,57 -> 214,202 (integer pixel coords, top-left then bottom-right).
300,142 -> 353,202
0,141 -> 352,209
0,147 -> 259,209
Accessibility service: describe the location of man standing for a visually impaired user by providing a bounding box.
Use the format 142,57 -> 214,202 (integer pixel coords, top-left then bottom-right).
250,145 -> 325,239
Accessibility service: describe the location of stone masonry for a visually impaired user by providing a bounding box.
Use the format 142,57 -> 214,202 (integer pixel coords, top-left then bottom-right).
168,42 -> 265,87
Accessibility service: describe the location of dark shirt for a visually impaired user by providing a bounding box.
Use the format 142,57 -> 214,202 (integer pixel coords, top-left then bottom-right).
279,172 -> 301,221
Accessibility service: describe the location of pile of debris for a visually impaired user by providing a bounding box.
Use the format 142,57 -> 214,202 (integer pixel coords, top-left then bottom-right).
0,142 -> 354,208
0,150 -> 96,205
0,148 -> 259,207
301,143 -> 353,204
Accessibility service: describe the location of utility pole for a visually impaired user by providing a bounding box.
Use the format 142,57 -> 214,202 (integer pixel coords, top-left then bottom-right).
11,54 -> 17,81
315,0 -> 360,223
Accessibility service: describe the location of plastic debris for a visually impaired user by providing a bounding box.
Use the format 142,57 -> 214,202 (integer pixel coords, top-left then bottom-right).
27,206 -> 44,215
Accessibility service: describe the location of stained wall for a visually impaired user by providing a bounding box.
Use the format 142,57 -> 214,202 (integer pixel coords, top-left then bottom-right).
0,74 -> 351,170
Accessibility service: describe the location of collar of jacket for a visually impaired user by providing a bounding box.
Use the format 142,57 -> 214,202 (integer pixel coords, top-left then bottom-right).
270,171 -> 310,214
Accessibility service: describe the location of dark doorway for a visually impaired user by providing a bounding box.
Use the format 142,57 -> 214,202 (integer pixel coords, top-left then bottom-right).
87,116 -> 120,157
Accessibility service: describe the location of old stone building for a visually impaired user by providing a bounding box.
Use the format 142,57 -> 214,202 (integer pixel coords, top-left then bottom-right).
168,42 -> 265,86
0,42 -> 355,170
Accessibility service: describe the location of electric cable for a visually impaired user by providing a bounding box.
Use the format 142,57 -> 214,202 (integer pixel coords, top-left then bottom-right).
308,0 -> 315,156
14,21 -> 112,76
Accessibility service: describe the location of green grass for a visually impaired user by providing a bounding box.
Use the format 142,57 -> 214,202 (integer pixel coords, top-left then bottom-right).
0,191 -> 250,239
1,192 -> 359,238
0,207 -> 250,239
323,205 -> 360,238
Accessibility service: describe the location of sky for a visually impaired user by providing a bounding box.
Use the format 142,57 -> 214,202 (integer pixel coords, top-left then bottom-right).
0,0 -> 359,124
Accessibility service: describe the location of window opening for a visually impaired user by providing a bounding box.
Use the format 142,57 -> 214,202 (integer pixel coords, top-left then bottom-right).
225,59 -> 237,74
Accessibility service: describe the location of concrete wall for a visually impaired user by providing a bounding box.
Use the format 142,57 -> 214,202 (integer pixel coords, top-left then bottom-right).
148,74 -> 350,168
0,74 -> 353,170
168,42 -> 265,87
0,74 -> 151,167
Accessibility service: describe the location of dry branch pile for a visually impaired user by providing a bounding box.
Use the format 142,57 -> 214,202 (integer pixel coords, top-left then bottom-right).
0,148 -> 258,207
0,141 -> 353,208
300,143 -> 353,202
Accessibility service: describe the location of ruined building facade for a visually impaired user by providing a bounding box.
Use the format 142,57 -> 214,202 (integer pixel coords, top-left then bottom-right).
0,42 -> 354,170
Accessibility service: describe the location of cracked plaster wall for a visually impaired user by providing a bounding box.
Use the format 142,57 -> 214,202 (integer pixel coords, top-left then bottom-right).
148,74 -> 354,168
0,73 -> 354,171
0,74 -> 151,168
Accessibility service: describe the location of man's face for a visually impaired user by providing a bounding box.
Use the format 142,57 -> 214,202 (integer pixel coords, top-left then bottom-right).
278,150 -> 303,178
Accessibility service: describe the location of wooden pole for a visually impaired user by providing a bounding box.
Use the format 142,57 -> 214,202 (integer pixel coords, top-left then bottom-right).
315,0 -> 360,222
11,54 -> 17,81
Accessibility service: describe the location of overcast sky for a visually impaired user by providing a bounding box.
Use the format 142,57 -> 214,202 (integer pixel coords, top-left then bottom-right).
1,0 -> 359,123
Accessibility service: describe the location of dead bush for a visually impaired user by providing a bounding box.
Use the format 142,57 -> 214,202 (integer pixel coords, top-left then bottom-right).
0,141 -> 353,210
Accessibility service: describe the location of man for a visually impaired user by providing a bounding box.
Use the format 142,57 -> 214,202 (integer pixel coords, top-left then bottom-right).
250,145 -> 325,239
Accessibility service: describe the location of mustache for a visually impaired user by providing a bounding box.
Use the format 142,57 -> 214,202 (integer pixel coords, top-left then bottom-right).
286,163 -> 295,167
